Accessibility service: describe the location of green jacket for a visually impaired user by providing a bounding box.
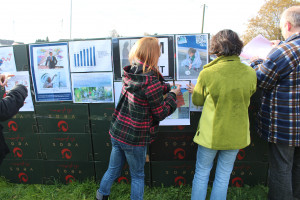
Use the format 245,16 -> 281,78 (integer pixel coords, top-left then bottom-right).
192,55 -> 257,150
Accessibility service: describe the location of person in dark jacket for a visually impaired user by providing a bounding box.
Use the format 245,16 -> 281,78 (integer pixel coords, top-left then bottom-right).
0,74 -> 28,165
96,37 -> 181,200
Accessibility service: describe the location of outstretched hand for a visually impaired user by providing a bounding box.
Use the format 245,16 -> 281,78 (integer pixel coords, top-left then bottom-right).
170,84 -> 181,96
0,74 -> 14,87
186,83 -> 195,94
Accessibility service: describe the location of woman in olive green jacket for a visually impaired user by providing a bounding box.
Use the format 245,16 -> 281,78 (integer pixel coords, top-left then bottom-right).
187,30 -> 257,200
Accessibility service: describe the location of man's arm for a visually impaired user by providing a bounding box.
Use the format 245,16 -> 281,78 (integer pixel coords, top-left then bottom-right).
0,84 -> 27,121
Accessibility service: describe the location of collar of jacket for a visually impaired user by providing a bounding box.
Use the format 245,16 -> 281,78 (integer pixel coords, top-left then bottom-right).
203,55 -> 241,69
123,64 -> 166,83
285,32 -> 300,43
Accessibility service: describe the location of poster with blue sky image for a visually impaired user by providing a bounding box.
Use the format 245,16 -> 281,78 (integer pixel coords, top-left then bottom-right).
71,72 -> 113,103
176,34 -> 209,80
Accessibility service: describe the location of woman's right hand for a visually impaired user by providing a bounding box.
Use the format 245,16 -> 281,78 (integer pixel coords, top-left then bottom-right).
170,84 -> 181,96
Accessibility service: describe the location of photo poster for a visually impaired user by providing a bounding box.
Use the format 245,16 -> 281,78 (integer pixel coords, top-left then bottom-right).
0,46 -> 17,72
71,72 -> 113,103
160,81 -> 190,126
114,81 -> 122,108
190,79 -> 203,112
113,36 -> 175,81
29,43 -> 72,102
5,71 -> 34,112
69,39 -> 112,72
176,34 -> 209,80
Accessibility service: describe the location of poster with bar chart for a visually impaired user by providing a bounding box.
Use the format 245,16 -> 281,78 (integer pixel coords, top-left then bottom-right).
69,39 -> 112,72
0,46 -> 17,72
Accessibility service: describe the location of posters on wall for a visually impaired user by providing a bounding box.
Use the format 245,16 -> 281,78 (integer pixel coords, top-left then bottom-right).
71,72 -> 113,103
118,37 -> 170,77
0,46 -> 17,72
113,81 -> 122,107
189,79 -> 203,112
69,39 -> 112,72
176,34 -> 209,80
160,81 -> 190,126
5,71 -> 34,112
29,43 -> 72,102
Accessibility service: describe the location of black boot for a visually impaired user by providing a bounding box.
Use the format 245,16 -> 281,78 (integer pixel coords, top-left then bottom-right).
102,195 -> 109,200
96,195 -> 109,200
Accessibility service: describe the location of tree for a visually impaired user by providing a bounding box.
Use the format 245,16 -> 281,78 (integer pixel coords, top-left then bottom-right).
242,0 -> 299,44
35,36 -> 50,43
110,29 -> 120,38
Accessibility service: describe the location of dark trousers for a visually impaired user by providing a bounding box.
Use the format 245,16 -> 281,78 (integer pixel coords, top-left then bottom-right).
268,142 -> 300,200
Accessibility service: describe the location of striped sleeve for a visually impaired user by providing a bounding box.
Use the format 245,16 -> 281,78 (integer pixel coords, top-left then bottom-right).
145,80 -> 177,121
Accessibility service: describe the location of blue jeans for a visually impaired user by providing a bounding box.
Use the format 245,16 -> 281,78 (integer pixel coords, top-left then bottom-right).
191,145 -> 239,200
268,142 -> 300,200
97,137 -> 147,200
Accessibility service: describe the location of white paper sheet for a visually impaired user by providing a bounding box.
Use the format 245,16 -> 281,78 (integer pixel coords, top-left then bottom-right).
5,71 -> 34,112
160,81 -> 190,126
240,35 -> 273,60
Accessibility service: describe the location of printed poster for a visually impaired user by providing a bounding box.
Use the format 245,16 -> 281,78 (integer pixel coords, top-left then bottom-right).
69,40 -> 112,72
71,72 -> 113,103
29,43 -> 72,102
189,80 -> 203,112
176,34 -> 209,80
119,37 -> 169,77
0,46 -> 17,72
160,81 -> 190,126
114,81 -> 122,107
5,71 -> 34,112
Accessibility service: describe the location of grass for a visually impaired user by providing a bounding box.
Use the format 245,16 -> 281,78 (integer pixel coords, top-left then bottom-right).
0,177 -> 268,200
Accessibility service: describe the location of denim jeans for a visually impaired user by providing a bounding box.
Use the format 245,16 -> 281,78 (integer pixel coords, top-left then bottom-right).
268,142 -> 300,200
191,145 -> 239,200
97,137 -> 147,200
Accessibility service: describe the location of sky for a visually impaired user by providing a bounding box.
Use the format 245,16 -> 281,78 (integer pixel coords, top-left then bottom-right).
0,0 -> 265,43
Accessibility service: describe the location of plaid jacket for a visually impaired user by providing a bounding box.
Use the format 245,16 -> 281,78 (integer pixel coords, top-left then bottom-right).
251,33 -> 300,146
109,64 -> 177,146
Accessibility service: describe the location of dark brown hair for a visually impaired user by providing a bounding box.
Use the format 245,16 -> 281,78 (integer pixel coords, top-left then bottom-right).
209,29 -> 243,56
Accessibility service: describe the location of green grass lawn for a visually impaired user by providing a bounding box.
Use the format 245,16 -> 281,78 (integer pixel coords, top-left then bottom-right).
0,177 -> 268,200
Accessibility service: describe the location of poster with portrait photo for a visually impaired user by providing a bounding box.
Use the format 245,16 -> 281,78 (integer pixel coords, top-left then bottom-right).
71,72 -> 113,103
69,39 -> 112,72
29,43 -> 72,102
176,34 -> 209,80
113,36 -> 174,81
0,46 -> 17,72
160,81 -> 190,126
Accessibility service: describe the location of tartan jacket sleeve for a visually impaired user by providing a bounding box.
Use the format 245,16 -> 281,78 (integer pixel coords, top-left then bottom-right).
251,43 -> 299,90
145,80 -> 177,122
161,82 -> 171,95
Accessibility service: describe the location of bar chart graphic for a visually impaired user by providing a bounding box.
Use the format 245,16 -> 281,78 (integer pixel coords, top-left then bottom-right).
73,46 -> 96,67
69,40 -> 112,72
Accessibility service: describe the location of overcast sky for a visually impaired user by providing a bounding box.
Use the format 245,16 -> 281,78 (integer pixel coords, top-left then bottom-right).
0,0 -> 264,43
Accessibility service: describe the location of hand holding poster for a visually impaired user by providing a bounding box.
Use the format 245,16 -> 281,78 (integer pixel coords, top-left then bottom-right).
160,81 -> 190,126
5,71 -> 34,112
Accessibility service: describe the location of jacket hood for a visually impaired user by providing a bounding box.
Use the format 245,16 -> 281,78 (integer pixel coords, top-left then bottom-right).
123,64 -> 165,92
